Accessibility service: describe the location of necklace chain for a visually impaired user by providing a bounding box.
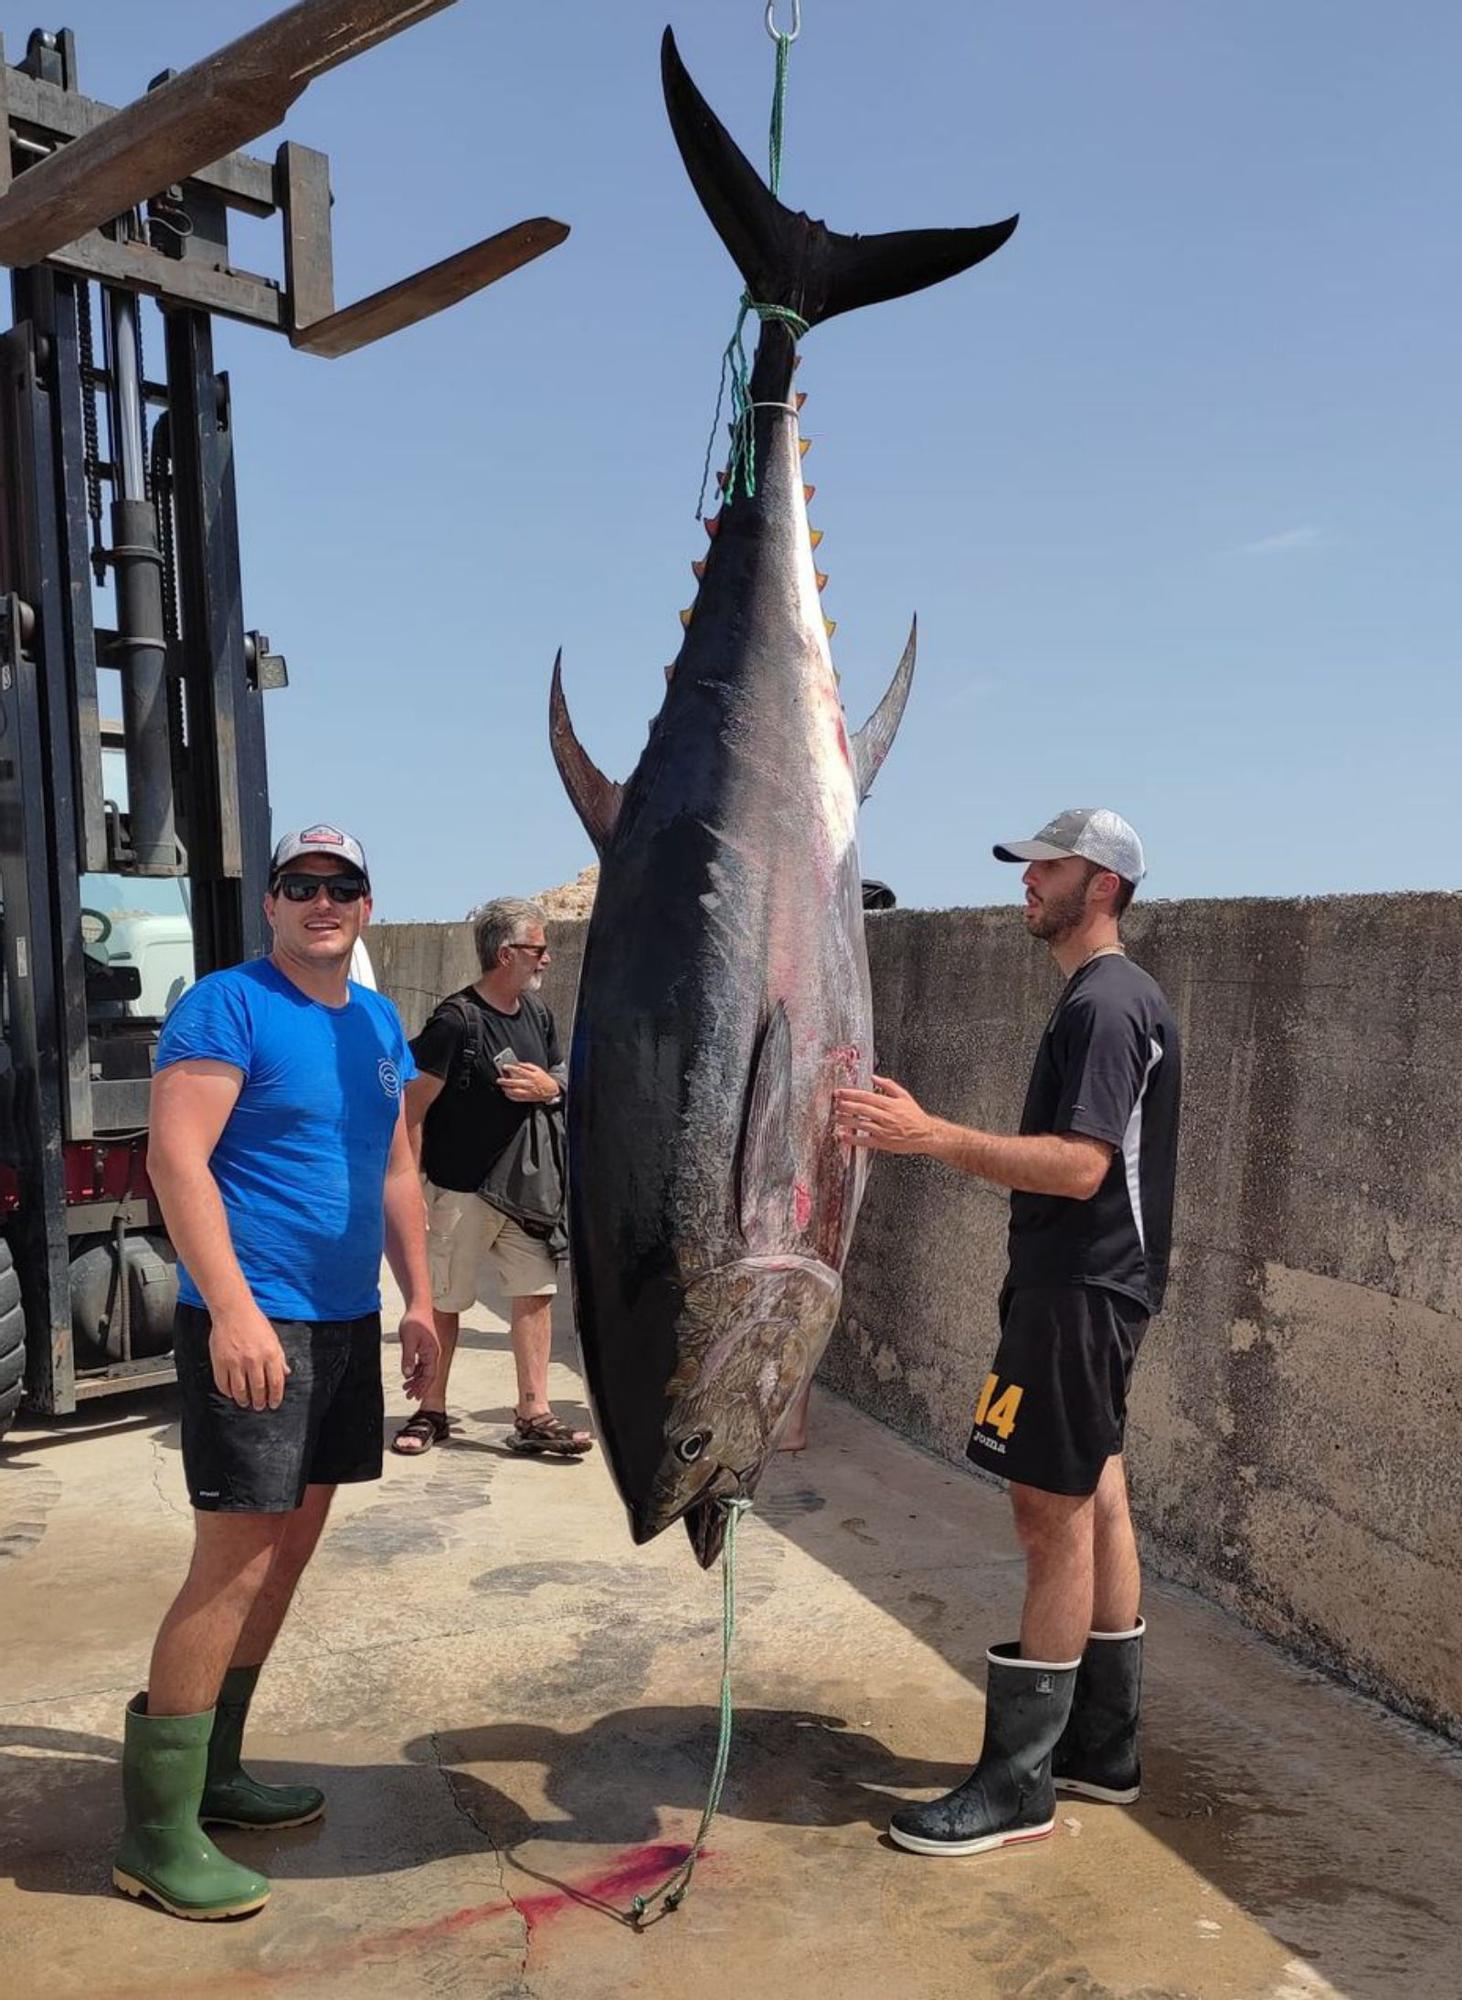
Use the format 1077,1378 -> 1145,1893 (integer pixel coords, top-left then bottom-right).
1071,942 -> 1126,978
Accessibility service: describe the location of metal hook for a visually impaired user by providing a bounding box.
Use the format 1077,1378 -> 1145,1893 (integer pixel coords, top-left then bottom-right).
765,0 -> 801,43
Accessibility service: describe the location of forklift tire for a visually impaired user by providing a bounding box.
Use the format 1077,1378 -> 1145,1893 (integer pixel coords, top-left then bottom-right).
0,1237 -> 24,1434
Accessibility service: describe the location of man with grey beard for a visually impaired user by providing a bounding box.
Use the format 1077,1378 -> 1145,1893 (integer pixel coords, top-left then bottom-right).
836,808 -> 1180,1861
396,897 -> 592,1458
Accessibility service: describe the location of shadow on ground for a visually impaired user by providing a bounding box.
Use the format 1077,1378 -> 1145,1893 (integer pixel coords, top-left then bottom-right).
742,1393 -> 1462,2000
0,1706 -> 959,1904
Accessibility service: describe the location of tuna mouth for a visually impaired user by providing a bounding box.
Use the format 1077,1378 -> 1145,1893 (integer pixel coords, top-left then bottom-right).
636,1458 -> 743,1542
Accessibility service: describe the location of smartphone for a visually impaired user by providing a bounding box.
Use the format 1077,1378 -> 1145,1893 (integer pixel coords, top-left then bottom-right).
492,1049 -> 519,1074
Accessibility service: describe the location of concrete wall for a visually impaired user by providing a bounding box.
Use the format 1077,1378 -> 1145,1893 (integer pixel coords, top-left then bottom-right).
370,922 -> 586,1044
370,897 -> 1462,1741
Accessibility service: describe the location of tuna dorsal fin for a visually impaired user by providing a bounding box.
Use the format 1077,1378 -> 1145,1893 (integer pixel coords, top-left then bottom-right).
851,617 -> 917,802
737,1002 -> 796,1250
549,651 -> 623,853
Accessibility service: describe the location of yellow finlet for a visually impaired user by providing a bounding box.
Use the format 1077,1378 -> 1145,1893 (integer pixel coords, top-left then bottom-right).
691,559 -> 707,581
815,570 -> 829,592
680,608 -> 694,630
795,391 -> 807,410
798,437 -> 812,458
809,527 -> 824,549
824,617 -> 837,638
803,483 -> 815,503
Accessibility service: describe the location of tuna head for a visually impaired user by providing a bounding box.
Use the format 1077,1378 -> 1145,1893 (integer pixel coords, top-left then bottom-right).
643,1254 -> 843,1568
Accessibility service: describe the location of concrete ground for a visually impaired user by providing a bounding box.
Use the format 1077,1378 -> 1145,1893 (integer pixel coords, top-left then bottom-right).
2,1287 -> 1459,2000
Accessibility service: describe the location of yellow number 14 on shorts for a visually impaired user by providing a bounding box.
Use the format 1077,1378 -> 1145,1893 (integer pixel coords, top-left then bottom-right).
973,1372 -> 1024,1441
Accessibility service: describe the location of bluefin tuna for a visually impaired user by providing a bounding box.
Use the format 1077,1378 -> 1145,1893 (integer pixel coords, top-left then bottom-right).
550,28 -> 1016,1565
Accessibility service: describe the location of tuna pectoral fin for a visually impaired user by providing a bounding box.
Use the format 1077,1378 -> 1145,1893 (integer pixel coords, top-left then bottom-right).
852,618 -> 917,803
661,30 -> 1017,328
549,651 -> 622,853
737,1003 -> 796,1251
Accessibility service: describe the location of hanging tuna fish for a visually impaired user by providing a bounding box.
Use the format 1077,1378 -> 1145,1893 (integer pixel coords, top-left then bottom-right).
550,26 -> 1016,1567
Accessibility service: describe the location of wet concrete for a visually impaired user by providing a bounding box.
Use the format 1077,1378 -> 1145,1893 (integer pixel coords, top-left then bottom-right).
2,1283 -> 1459,2000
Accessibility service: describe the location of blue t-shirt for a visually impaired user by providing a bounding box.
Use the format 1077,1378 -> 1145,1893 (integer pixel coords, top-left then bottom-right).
154,958 -> 417,1320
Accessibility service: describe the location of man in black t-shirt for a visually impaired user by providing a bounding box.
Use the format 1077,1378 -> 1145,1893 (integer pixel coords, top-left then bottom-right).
837,807 -> 1181,1861
394,897 -> 592,1460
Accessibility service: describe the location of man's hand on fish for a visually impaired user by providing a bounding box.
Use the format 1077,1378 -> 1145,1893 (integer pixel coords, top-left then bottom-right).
835,1077 -> 940,1156
496,1062 -> 561,1104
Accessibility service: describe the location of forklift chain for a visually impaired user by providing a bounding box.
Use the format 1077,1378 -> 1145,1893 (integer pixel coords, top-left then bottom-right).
74,281 -> 108,586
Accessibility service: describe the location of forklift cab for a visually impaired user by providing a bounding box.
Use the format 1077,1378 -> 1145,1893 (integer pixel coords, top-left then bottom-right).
0,14 -> 564,1442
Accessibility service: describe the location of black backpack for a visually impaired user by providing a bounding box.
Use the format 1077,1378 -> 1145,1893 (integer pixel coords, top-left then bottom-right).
431,993 -> 566,1253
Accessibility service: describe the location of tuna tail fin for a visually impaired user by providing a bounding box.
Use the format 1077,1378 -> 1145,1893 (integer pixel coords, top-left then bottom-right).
851,618 -> 917,803
549,651 -> 623,853
661,28 -> 1017,330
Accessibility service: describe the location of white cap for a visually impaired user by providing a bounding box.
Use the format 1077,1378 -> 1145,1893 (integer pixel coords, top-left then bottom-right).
993,807 -> 1145,885
269,823 -> 370,888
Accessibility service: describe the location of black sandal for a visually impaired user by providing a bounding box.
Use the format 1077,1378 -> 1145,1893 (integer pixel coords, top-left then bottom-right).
391,1409 -> 451,1456
505,1412 -> 594,1457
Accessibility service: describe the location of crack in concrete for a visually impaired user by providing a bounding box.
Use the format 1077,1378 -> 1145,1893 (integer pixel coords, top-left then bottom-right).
427,1727 -> 532,1974
5,1621 -> 512,1721
275,1618 -> 514,1672
146,1438 -> 189,1524
280,1577 -> 350,1662
0,1677 -> 139,1717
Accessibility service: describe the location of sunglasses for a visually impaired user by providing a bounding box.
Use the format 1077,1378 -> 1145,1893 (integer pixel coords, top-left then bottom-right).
271,873 -> 368,904
506,942 -> 549,959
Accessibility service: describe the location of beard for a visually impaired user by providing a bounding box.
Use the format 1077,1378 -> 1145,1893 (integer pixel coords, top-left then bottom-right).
1028,883 -> 1090,943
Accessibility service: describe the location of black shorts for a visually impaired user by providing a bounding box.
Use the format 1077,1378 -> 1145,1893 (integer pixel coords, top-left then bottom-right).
173,1303 -> 385,1512
965,1283 -> 1148,1497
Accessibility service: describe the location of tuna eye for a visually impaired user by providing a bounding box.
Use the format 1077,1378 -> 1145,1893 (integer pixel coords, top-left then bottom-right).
676,1430 -> 710,1464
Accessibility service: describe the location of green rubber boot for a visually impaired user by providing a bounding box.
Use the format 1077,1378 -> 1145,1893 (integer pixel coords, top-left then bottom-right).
200,1665 -> 325,1830
113,1695 -> 271,1920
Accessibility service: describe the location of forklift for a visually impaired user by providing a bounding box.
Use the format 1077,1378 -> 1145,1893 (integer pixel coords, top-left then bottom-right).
0,1 -> 566,1440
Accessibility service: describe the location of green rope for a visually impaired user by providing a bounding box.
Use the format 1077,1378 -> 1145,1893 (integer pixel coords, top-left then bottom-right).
630,1496 -> 753,1923
694,33 -> 805,518
768,29 -> 792,198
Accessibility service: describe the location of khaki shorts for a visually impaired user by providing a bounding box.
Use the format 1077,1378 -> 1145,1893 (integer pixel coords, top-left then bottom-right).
423,1179 -> 559,1312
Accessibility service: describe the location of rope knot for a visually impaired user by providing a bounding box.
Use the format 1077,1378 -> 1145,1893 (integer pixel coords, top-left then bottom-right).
696,300 -> 810,519
692,29 -> 804,518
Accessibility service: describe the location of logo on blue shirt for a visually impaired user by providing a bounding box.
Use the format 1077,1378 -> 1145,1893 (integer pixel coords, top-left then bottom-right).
378,1058 -> 402,1098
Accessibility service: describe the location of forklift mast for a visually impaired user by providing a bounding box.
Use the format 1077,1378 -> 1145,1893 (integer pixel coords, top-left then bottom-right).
0,5 -> 566,1430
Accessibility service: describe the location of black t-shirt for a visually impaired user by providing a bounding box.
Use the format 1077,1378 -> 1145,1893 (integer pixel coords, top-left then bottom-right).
411,988 -> 563,1193
1006,954 -> 1181,1313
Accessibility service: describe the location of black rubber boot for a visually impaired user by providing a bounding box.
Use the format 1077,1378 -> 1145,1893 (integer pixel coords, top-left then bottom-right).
1052,1618 -> 1144,1804
200,1664 -> 325,1830
113,1696 -> 271,1919
889,1643 -> 1079,1857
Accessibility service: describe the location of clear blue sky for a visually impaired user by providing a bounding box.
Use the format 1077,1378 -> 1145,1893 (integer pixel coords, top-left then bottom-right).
19,1 -> 1461,918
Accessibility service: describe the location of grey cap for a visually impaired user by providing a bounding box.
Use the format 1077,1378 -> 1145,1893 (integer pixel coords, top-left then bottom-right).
270,823 -> 370,888
993,807 -> 1145,885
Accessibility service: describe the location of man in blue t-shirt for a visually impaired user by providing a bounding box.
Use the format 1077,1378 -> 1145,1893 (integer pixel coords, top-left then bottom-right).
113,826 -> 438,1924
